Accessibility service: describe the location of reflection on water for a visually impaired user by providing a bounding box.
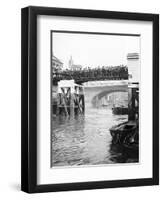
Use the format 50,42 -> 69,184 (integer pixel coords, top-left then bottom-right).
51,107 -> 138,167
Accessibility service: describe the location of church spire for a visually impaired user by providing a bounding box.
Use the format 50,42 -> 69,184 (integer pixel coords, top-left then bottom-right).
68,55 -> 73,69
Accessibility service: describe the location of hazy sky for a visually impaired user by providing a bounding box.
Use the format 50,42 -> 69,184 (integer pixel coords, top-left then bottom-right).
52,32 -> 140,69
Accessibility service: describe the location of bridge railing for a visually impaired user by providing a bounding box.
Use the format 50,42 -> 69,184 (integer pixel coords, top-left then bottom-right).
52,66 -> 128,84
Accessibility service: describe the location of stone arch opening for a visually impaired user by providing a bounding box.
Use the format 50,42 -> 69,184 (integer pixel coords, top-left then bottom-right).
92,89 -> 128,108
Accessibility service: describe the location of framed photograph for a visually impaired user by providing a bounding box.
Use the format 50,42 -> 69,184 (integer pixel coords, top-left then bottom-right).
21,6 -> 159,193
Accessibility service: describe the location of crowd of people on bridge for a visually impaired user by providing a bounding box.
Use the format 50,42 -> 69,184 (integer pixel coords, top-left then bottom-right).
53,65 -> 128,81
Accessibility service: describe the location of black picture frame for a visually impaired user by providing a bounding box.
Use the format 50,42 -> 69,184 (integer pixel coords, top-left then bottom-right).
21,6 -> 159,193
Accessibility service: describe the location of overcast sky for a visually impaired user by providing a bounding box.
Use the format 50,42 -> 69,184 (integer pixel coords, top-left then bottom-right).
52,32 -> 140,69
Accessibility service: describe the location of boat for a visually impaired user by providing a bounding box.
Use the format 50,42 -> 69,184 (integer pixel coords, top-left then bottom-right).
112,106 -> 128,115
110,121 -> 138,145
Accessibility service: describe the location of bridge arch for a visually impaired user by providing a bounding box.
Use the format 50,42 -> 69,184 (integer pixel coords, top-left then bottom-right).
92,89 -> 128,108
83,82 -> 128,109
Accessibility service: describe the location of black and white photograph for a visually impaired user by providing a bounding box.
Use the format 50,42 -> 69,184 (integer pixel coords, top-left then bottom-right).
51,31 -> 140,167
21,6 -> 159,193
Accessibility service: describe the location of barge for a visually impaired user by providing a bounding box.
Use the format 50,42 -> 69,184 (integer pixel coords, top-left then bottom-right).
110,121 -> 138,148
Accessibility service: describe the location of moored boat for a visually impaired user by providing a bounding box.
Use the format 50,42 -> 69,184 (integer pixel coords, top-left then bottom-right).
110,121 -> 138,145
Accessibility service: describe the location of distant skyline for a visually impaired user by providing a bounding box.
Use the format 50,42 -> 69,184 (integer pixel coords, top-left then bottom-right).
52,32 -> 140,69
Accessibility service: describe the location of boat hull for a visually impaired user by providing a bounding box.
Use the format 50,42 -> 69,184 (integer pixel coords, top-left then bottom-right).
110,121 -> 138,149
112,107 -> 128,115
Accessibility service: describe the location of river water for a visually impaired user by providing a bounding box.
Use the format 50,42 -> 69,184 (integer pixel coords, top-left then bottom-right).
51,105 -> 139,167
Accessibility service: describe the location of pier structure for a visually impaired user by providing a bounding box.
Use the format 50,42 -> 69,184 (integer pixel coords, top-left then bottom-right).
54,80 -> 85,116
127,53 -> 139,121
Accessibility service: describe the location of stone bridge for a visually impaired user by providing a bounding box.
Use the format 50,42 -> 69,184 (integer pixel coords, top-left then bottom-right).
83,80 -> 128,108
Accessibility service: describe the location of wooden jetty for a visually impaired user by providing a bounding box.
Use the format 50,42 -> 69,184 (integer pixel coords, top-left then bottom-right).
52,80 -> 85,116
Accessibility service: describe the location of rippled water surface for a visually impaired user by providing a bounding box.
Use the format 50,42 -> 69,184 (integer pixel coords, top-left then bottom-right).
51,106 -> 139,167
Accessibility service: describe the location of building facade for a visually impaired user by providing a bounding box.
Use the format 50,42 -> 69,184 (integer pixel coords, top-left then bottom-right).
52,55 -> 63,72
68,56 -> 82,70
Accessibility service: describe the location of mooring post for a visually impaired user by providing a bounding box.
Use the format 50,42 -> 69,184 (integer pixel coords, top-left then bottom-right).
70,85 -> 74,117
56,93 -> 60,115
81,94 -> 85,113
128,86 -> 136,121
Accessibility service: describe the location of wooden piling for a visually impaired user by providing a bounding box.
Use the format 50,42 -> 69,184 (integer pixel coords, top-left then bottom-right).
128,86 -> 138,121
56,80 -> 85,117
70,93 -> 74,117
